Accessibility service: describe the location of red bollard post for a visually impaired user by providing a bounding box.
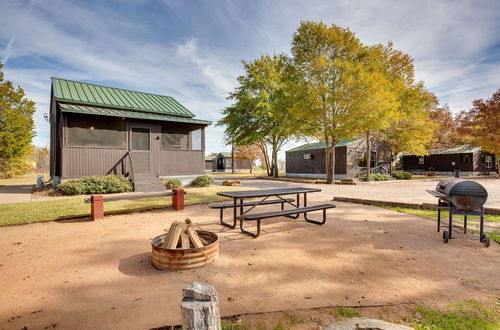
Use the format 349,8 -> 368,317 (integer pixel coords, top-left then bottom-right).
172,188 -> 184,211
90,195 -> 104,220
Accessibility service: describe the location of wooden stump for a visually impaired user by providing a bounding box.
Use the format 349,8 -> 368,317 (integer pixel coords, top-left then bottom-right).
181,282 -> 221,330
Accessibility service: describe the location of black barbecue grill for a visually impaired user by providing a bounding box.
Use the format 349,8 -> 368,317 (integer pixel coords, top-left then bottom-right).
426,178 -> 490,247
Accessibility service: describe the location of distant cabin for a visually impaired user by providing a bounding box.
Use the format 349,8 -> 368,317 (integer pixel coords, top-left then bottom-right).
285,138 -> 392,180
212,152 -> 252,172
49,78 -> 211,191
402,145 -> 497,175
205,156 -> 214,171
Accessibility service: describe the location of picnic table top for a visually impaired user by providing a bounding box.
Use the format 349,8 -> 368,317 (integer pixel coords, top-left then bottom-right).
217,187 -> 322,198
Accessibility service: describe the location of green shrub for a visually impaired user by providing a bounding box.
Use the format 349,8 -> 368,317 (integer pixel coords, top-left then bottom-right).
57,175 -> 133,195
362,173 -> 390,181
57,180 -> 87,195
192,175 -> 214,187
163,178 -> 182,189
393,171 -> 412,180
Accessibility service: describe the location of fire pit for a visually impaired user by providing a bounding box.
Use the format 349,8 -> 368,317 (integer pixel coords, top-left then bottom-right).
151,221 -> 219,270
426,178 -> 490,247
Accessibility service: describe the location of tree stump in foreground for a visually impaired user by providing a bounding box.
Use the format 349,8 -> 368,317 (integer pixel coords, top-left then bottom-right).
181,282 -> 221,330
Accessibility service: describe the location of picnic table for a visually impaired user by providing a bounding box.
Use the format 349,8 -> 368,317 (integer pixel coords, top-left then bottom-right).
210,187 -> 336,237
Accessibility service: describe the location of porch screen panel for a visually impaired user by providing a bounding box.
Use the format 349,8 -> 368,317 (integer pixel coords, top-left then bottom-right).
66,114 -> 125,148
161,125 -> 189,150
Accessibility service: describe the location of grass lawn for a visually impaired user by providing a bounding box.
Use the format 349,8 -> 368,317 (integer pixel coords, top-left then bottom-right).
0,171 -> 49,186
0,186 -> 252,226
382,206 -> 500,242
220,299 -> 500,330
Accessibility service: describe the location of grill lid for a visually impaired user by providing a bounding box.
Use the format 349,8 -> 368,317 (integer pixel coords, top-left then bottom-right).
436,178 -> 488,197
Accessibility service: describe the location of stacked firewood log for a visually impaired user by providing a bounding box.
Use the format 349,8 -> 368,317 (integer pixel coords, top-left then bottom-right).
222,180 -> 241,186
161,219 -> 208,249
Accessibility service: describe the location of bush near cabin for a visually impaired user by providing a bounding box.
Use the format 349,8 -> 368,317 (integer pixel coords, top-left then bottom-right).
163,178 -> 182,189
392,171 -> 412,180
192,175 -> 214,187
57,175 -> 133,195
363,173 -> 391,181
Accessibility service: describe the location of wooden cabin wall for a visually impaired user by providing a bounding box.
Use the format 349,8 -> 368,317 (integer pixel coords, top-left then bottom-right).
60,114 -> 206,178
285,147 -> 346,175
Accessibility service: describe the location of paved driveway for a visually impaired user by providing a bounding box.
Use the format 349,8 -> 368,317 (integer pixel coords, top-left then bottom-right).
214,177 -> 500,208
0,184 -> 33,203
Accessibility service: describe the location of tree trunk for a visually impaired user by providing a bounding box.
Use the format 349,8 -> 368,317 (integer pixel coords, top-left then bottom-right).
181,282 -> 221,330
231,139 -> 235,174
257,141 -> 271,176
272,140 -> 278,178
365,131 -> 371,182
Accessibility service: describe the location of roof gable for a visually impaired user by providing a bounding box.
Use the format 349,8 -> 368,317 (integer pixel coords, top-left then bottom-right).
52,78 -> 195,118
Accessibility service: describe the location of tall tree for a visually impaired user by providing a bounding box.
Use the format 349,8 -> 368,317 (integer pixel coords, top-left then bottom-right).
384,82 -> 438,155
457,89 -> 500,173
291,21 -> 373,183
355,44 -> 401,180
428,105 -> 461,149
218,54 -> 296,178
0,62 -> 36,177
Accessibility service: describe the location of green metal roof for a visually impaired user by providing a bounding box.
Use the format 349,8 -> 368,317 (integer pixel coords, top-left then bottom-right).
286,138 -> 361,152
219,152 -> 233,158
52,78 -> 195,118
403,145 -> 482,156
59,103 -> 211,125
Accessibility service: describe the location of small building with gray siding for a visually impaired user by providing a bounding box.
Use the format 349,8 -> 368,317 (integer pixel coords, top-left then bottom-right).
402,145 -> 497,175
49,78 -> 211,191
213,152 -> 252,172
286,138 -> 392,179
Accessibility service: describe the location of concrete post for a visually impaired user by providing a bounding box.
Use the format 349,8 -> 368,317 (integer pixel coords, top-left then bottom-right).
181,282 -> 221,330
90,195 -> 104,220
172,188 -> 184,211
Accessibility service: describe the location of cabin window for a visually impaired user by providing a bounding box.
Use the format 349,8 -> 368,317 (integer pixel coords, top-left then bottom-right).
66,115 -> 125,148
485,156 -> 492,168
161,125 -> 189,150
357,150 -> 366,167
460,154 -> 471,163
419,157 -> 424,165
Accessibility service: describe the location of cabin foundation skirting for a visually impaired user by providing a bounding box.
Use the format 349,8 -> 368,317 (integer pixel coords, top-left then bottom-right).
408,171 -> 481,176
159,174 -> 206,186
285,173 -> 348,180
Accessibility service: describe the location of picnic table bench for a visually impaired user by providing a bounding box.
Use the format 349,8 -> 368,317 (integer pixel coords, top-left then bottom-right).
212,187 -> 336,237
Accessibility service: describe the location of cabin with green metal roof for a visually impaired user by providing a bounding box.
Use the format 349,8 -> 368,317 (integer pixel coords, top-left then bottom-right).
285,138 -> 392,179
49,78 -> 212,191
210,152 -> 252,172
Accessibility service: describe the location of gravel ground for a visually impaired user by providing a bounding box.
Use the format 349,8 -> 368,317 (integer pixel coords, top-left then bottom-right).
215,177 -> 500,208
1,201 -> 498,329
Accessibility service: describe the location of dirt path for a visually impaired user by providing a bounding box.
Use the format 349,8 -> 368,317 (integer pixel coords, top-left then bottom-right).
0,202 -> 498,329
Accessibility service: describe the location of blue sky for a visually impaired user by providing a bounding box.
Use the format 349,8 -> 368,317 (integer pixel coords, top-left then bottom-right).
1,0 -> 499,158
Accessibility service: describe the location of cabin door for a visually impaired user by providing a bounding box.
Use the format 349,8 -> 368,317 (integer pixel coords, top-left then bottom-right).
130,127 -> 152,174
370,151 -> 377,168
